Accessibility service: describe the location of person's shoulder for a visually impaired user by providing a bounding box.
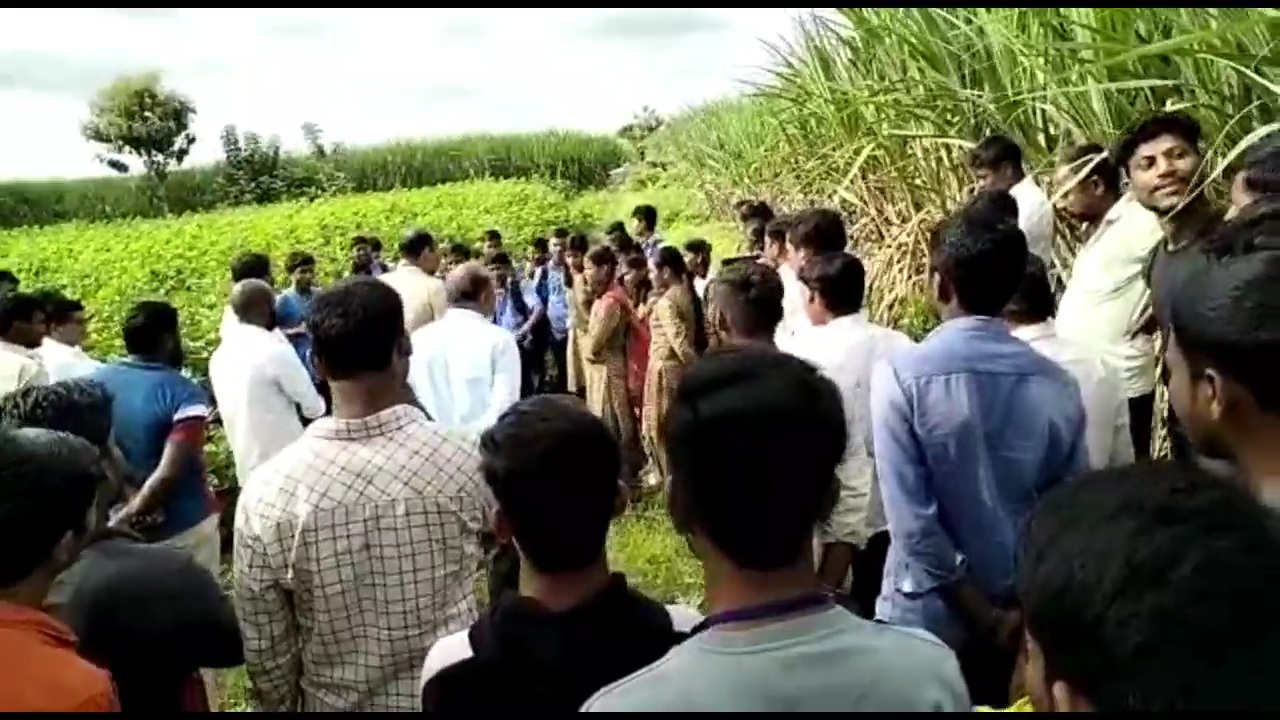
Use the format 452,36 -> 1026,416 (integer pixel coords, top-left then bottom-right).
420,628 -> 475,689
834,616 -> 971,709
579,640 -> 689,712
664,603 -> 703,632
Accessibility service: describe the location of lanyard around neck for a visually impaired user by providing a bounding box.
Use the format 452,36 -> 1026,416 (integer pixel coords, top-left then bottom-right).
692,591 -> 834,634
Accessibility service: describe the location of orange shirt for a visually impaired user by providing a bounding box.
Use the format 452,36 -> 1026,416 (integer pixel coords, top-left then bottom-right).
0,601 -> 119,712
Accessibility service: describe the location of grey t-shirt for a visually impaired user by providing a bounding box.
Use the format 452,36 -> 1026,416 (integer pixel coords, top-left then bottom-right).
580,606 -> 970,712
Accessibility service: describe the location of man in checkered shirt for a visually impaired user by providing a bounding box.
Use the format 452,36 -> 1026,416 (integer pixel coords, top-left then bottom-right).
233,277 -> 491,712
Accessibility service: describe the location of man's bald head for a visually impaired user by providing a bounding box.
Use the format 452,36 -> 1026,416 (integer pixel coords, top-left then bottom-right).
445,261 -> 496,315
229,278 -> 277,329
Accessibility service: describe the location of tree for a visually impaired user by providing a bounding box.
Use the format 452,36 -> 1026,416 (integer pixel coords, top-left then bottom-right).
81,72 -> 197,206
617,106 -> 665,162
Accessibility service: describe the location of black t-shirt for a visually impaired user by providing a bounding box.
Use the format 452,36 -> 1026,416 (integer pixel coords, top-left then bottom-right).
55,533 -> 244,712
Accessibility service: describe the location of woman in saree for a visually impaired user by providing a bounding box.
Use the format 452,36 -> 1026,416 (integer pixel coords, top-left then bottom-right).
641,246 -> 706,485
564,233 -> 592,399
582,245 -> 644,486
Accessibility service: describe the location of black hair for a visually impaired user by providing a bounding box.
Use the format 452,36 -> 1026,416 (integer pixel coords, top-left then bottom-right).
1237,132 -> 1280,198
447,242 -> 472,261
744,218 -> 768,253
0,428 -> 105,587
930,201 -> 1029,316
586,245 -> 618,273
399,229 -> 437,261
787,208 -> 848,255
0,270 -> 18,286
968,134 -> 1024,172
229,252 -> 271,283
551,227 -> 571,241
350,235 -> 374,251
483,229 -> 503,244
654,246 -> 708,353
480,396 -> 620,573
307,277 -> 405,381
531,237 -> 550,255
712,261 -> 783,341
798,252 -> 866,317
1058,142 -> 1121,195
487,251 -> 513,269
630,204 -> 658,232
666,347 -> 845,571
285,250 -> 316,274
369,237 -> 384,253
1003,254 -> 1057,325
1018,462 -> 1280,711
735,200 -> 775,225
1114,112 -> 1202,173
568,233 -> 590,254
44,296 -> 84,327
682,238 -> 711,259
122,300 -> 179,357
1172,202 -> 1280,414
0,379 -> 114,448
764,215 -> 791,245
0,293 -> 47,335
965,189 -> 1020,228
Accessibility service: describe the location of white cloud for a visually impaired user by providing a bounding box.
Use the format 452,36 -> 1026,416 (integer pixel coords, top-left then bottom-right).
0,8 -> 806,181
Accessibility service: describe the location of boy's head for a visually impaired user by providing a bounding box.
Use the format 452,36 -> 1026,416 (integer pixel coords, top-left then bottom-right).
798,252 -> 865,326
928,199 -> 1028,318
1018,462 -> 1280,712
1115,112 -> 1203,217
479,395 -> 623,574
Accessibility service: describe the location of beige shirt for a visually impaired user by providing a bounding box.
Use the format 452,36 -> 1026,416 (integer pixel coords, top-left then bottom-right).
0,339 -> 48,397
1056,194 -> 1165,397
234,404 -> 491,712
379,263 -> 448,334
1012,321 -> 1133,469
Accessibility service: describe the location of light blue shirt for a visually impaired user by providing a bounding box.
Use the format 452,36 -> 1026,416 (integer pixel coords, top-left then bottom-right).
494,279 -> 542,336
537,264 -> 571,340
871,316 -> 1089,648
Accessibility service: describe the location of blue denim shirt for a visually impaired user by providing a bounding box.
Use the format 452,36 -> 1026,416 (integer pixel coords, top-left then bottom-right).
871,316 -> 1089,648
275,288 -> 315,377
536,264 -> 571,340
494,279 -> 543,336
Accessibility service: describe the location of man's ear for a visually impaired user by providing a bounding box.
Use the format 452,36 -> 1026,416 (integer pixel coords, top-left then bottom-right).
491,507 -> 514,546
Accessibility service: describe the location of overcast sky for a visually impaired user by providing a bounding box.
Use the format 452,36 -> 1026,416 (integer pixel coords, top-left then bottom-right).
0,8 -> 806,181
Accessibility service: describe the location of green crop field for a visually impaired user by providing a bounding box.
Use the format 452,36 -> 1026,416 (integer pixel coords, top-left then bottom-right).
2,7 -> 1276,711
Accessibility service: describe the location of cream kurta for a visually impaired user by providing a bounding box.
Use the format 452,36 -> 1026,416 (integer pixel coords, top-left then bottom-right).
640,283 -> 698,483
584,288 -> 642,484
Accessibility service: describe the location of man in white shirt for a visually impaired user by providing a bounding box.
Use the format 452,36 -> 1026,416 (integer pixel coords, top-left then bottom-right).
408,262 -> 521,432
210,279 -> 324,485
775,208 -> 850,347
1004,255 -> 1133,469
380,229 -> 447,334
787,251 -> 911,614
0,293 -> 49,396
37,295 -> 101,382
1052,143 -> 1165,459
969,135 -> 1055,265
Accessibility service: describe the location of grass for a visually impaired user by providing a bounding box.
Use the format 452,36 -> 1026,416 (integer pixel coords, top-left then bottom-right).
0,131 -> 628,230
215,496 -> 700,712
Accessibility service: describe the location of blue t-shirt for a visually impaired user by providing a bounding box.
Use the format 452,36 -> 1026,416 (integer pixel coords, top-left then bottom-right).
275,288 -> 315,377
89,358 -> 213,539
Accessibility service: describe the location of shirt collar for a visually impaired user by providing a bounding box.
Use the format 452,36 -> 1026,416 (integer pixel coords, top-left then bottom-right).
307,403 -> 425,441
0,600 -> 78,648
1009,320 -> 1057,344
0,339 -> 38,359
926,315 -> 1010,341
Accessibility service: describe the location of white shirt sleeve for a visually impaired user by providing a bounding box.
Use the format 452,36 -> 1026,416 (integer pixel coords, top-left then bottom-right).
271,344 -> 325,420
480,332 -> 522,428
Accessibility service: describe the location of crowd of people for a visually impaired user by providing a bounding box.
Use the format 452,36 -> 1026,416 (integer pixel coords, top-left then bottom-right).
0,111 -> 1277,713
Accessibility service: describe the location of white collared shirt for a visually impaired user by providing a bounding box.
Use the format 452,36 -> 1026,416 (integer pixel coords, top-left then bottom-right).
1008,175 -> 1056,264
380,263 -> 448,334
787,312 -> 913,543
775,262 -> 812,347
36,337 -> 101,383
209,322 -> 325,484
0,339 -> 48,396
1011,320 -> 1133,469
407,308 -> 521,432
1055,193 -> 1165,397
